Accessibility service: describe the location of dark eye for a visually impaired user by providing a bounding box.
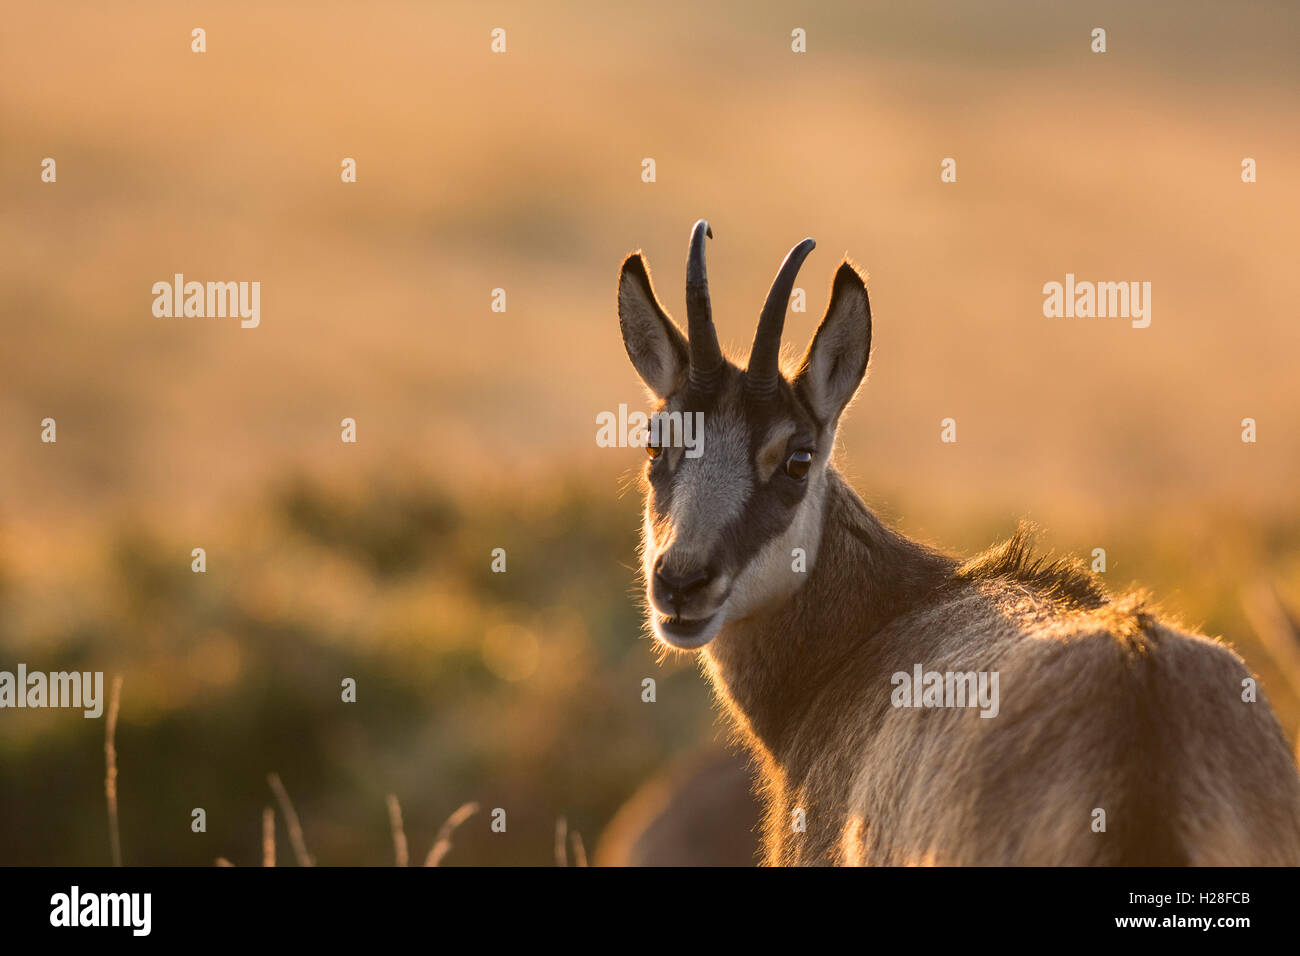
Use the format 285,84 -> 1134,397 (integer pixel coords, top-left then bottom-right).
785,450 -> 813,480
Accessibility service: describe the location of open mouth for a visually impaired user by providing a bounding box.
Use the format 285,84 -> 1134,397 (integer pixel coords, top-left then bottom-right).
655,611 -> 722,649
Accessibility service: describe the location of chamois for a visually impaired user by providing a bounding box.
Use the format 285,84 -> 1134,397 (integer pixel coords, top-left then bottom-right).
616,219 -> 1300,865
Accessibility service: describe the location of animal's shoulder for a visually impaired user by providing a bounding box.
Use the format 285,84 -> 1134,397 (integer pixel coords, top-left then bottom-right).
894,523 -> 1250,690
950,520 -> 1108,611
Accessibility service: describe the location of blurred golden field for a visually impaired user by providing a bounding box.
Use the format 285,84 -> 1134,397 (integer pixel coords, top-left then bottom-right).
1,1 -> 1299,864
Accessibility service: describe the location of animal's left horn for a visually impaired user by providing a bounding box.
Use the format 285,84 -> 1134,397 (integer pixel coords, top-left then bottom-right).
747,237 -> 816,398
686,219 -> 723,392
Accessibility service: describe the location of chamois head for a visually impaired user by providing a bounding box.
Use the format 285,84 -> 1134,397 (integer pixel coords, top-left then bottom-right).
618,220 -> 872,649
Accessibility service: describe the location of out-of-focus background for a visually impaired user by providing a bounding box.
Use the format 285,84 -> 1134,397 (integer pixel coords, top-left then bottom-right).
2,0 -> 1299,865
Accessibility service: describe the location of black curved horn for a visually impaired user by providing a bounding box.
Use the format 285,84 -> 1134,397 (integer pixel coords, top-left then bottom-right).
746,237 -> 816,398
686,219 -> 723,391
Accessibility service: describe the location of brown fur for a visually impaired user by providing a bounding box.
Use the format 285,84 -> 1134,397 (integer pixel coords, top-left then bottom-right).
703,471 -> 1300,865
595,748 -> 760,866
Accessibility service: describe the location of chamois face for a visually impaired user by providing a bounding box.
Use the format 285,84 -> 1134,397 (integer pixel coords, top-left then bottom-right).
618,222 -> 871,649
639,365 -> 828,648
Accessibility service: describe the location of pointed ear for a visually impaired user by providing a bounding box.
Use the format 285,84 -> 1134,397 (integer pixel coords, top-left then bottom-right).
618,252 -> 688,398
793,261 -> 871,426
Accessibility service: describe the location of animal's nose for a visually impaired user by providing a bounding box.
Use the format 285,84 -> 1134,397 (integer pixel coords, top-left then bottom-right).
654,558 -> 716,608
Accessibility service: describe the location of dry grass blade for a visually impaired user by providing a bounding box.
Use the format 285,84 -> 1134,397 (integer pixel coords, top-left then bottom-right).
104,674 -> 123,867
424,801 -> 479,867
267,772 -> 314,866
262,806 -> 276,867
1241,583 -> 1300,700
386,794 -> 409,867
555,816 -> 568,866
570,830 -> 588,867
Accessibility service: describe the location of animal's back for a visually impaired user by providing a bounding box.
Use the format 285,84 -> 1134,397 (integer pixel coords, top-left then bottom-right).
822,583 -> 1300,865
764,567 -> 1300,868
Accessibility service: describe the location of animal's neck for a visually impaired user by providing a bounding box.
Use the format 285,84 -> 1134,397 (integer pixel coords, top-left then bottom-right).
703,468 -> 954,763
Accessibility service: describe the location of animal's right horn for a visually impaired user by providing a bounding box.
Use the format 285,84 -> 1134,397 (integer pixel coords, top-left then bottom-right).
686,219 -> 723,392
747,237 -> 816,400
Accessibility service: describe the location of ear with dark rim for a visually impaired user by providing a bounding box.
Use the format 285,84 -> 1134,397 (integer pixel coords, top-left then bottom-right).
618,252 -> 688,399
792,260 -> 872,427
